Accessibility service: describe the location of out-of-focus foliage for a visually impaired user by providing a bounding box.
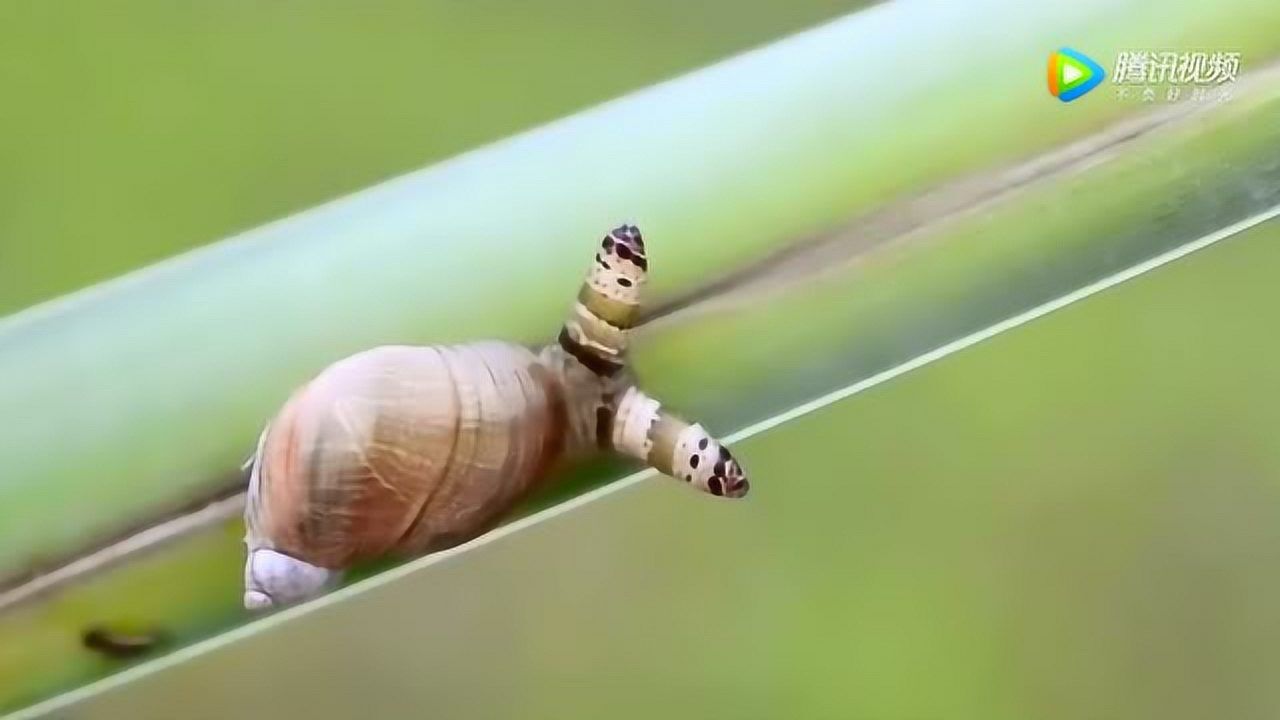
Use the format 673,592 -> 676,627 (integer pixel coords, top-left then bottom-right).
0,0 -> 866,315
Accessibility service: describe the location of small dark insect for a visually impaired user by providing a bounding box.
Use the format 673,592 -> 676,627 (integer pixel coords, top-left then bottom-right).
82,627 -> 163,659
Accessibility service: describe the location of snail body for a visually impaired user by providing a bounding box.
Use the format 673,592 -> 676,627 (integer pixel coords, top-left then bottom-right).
244,225 -> 749,609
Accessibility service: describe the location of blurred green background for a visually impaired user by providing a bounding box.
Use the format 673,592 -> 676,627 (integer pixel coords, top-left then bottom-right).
4,0 -> 1280,717
0,0 -> 864,316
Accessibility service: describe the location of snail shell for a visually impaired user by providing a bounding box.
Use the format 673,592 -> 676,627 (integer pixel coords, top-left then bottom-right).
248,341 -> 576,570
243,225 -> 749,609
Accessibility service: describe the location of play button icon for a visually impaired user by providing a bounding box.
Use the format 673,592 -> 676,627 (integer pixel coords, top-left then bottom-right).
1048,48 -> 1106,103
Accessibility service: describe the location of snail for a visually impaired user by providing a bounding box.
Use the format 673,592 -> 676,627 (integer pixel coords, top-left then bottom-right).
242,224 -> 749,610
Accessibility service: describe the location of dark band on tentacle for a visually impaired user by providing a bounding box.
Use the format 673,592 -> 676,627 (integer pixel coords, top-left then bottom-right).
558,327 -> 623,377
595,392 -> 616,448
577,285 -> 638,329
646,413 -> 683,477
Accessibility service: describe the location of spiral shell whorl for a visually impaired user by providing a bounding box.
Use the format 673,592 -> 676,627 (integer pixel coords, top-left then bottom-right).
251,342 -> 573,569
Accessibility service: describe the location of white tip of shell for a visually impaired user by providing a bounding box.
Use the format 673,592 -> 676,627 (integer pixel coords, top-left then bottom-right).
244,548 -> 339,611
244,590 -> 274,610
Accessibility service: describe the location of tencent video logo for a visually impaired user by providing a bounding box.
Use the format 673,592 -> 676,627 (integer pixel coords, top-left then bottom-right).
1047,48 -> 1105,102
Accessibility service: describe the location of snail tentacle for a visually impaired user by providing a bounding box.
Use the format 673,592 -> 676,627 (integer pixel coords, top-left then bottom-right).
556,224 -> 647,378
610,386 -> 749,499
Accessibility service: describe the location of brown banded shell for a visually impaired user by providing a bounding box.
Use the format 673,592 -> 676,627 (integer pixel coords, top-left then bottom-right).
251,342 -> 568,569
